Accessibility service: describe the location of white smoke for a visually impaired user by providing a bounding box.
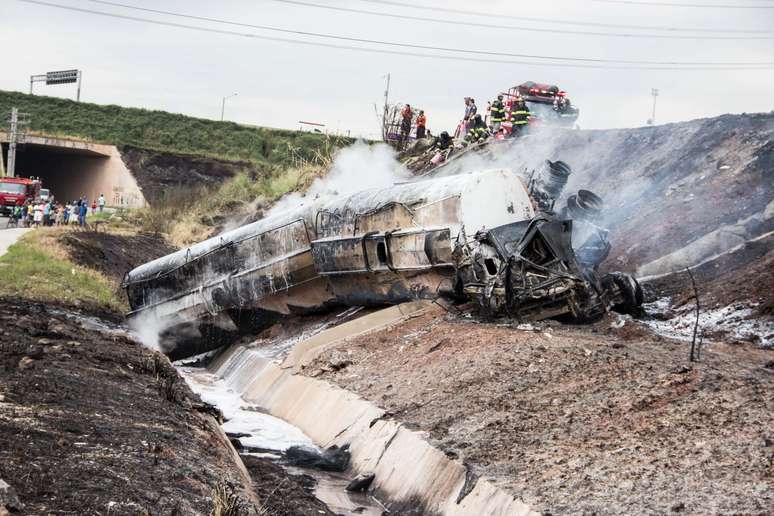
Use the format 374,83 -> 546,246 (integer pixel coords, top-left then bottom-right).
268,141 -> 412,215
128,308 -> 163,352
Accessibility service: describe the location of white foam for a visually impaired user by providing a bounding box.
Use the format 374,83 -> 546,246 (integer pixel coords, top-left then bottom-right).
179,367 -> 315,451
640,297 -> 774,348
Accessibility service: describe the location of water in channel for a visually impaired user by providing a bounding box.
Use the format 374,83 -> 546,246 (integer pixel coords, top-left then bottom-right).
179,365 -> 385,516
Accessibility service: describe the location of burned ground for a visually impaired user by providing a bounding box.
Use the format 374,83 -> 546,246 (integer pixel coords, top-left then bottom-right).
550,113 -> 774,274
426,112 -> 774,276
304,309 -> 774,515
241,456 -> 335,516
0,298 -> 334,515
120,146 -> 258,206
645,232 -> 774,320
59,230 -> 177,285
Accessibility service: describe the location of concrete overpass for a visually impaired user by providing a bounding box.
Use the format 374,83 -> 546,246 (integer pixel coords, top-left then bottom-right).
0,132 -> 146,207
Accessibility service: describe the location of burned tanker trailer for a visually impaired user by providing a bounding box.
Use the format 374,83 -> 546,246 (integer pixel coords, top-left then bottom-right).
123,166 -> 641,358
123,169 -> 532,357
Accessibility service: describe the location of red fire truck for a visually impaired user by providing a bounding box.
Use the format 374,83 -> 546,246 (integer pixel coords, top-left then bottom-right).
0,177 -> 41,216
504,82 -> 580,128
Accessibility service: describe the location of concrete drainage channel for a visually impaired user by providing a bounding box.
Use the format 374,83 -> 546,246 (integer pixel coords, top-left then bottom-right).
179,365 -> 386,515
185,301 -> 538,516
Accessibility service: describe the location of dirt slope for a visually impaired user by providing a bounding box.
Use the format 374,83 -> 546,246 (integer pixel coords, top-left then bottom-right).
305,309 -> 774,515
0,299 -> 256,514
59,230 -> 177,284
120,146 -> 257,206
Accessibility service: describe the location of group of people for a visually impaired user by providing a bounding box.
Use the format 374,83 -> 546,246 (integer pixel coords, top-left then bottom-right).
399,104 -> 427,148
7,194 -> 106,228
461,94 -> 531,143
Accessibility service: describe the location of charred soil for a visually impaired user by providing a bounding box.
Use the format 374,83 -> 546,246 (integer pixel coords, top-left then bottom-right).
0,298 -> 331,515
120,146 -> 256,206
645,232 -> 774,319
241,456 -> 335,516
58,230 -> 177,285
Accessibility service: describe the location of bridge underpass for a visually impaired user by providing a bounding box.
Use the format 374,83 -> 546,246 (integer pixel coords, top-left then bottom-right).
0,133 -> 146,207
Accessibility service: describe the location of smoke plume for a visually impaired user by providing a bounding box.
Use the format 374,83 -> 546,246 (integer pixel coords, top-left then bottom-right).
269,141 -> 412,215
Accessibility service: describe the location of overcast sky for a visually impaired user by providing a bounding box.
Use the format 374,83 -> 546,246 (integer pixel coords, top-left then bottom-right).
2,0 -> 774,138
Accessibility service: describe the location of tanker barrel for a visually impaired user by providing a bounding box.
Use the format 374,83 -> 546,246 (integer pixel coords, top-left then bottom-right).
540,160 -> 572,199
566,189 -> 603,221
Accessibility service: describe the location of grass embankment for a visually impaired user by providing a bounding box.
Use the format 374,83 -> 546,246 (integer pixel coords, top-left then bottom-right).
126,151 -> 329,247
0,90 -> 351,165
168,164 -> 321,246
0,229 -> 123,312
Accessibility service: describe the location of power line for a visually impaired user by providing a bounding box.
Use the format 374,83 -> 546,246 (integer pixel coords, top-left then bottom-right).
592,0 -> 774,7
266,0 -> 774,39
355,0 -> 773,34
77,0 -> 774,66
16,0 -> 774,71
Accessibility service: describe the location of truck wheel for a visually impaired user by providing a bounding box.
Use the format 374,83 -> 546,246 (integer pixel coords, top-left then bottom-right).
611,273 -> 643,315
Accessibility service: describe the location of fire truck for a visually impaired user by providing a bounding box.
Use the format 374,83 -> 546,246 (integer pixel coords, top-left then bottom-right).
0,177 -> 41,216
504,81 -> 580,128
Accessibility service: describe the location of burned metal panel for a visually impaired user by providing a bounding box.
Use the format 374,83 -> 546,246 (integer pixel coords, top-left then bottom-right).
388,228 -> 453,269
411,196 -> 463,228
125,169 -> 537,338
311,228 -> 453,276
127,219 -> 319,317
325,269 -> 453,307
353,202 -> 418,234
310,236 -> 370,275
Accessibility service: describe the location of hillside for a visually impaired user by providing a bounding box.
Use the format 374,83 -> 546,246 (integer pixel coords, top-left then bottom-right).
0,90 -> 351,166
429,112 -> 773,275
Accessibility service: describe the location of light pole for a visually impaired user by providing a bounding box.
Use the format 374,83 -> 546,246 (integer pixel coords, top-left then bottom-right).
650,88 -> 659,125
220,93 -> 238,121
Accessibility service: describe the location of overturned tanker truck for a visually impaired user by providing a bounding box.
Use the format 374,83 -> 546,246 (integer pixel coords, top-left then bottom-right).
123,163 -> 642,359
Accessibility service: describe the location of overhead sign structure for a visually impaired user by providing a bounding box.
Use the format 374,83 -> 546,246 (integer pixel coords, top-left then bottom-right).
45,69 -> 79,85
30,69 -> 82,102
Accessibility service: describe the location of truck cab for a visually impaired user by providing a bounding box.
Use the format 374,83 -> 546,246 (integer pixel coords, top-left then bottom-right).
0,178 -> 41,215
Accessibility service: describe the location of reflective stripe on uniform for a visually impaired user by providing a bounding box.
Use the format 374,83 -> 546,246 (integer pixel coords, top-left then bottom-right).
491,101 -> 505,122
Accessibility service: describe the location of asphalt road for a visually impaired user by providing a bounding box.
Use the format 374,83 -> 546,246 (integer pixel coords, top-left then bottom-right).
0,219 -> 30,256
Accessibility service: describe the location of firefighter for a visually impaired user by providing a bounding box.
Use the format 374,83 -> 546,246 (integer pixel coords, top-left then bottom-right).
466,114 -> 490,143
490,94 -> 506,133
510,99 -> 530,138
436,131 -> 453,150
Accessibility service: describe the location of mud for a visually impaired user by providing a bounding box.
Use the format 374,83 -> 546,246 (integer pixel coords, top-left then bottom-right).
305,308 -> 774,515
242,456 -> 335,516
0,298 -> 329,515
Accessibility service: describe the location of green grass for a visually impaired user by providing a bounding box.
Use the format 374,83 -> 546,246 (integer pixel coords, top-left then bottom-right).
86,211 -> 112,223
0,230 -> 122,311
0,90 -> 353,166
157,163 -> 322,246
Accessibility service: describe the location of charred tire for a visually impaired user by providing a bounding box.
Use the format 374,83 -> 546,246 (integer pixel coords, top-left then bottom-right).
566,190 -> 603,221
611,273 -> 644,315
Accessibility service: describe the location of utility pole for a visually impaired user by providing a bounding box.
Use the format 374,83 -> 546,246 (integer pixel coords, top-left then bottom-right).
221,93 -> 238,121
5,108 -> 29,178
7,108 -> 18,178
381,73 -> 390,141
650,88 -> 659,125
